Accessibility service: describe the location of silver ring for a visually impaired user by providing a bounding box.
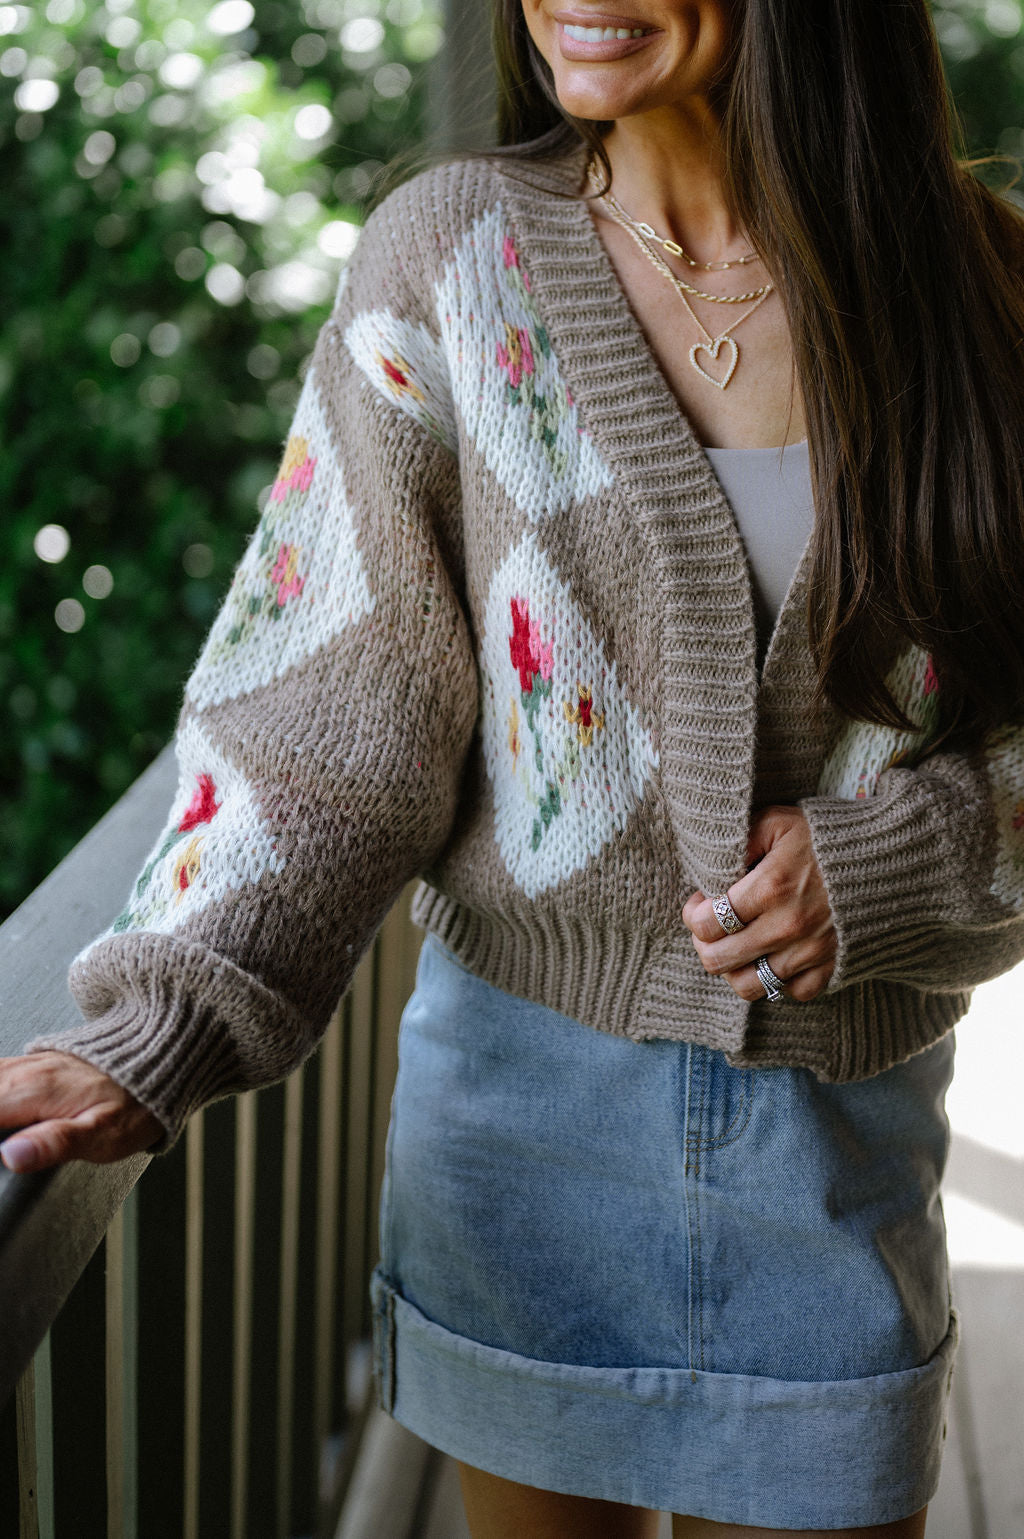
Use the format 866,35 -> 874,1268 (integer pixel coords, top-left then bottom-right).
711,895 -> 745,935
755,956 -> 786,1002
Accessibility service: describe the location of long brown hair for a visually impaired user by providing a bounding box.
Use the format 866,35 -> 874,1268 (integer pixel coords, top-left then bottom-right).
376,1 -> 1024,745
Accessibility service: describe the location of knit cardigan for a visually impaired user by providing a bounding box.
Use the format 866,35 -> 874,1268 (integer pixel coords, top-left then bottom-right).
31,144 -> 1024,1149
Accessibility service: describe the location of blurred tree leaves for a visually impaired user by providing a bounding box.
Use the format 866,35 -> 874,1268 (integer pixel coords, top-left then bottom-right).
1,0 -> 1022,918
1,0 -> 442,916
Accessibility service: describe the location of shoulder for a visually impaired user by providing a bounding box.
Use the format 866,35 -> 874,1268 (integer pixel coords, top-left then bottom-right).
343,158 -> 503,311
342,147 -> 585,316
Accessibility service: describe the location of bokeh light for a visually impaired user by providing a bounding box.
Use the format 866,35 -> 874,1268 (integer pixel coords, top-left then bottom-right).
341,17 -> 385,52
110,333 -> 142,366
0,46 -> 27,76
294,103 -> 333,141
0,7 -> 30,37
148,322 -> 182,356
14,78 -> 59,111
318,219 -> 360,258
182,543 -> 215,578
105,16 -> 141,49
206,1 -> 255,36
246,342 -> 281,378
292,33 -> 328,67
205,262 -> 246,304
174,245 -> 207,279
984,0 -> 1022,38
139,375 -> 181,407
83,129 -> 116,165
159,52 -> 203,90
34,524 -> 71,563
163,19 -> 195,50
54,598 -> 86,633
82,564 -> 114,599
374,62 -> 411,97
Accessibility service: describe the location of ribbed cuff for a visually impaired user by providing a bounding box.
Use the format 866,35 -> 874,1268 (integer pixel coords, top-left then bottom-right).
799,776 -> 977,992
27,933 -> 318,1151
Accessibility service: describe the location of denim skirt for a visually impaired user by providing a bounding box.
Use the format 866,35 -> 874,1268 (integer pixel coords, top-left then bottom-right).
370,932 -> 959,1530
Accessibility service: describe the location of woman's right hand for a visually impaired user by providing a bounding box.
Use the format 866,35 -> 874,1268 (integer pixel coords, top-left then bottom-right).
0,1050 -> 165,1173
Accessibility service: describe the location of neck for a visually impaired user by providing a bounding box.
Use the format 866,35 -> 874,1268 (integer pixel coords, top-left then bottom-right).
599,105 -> 750,266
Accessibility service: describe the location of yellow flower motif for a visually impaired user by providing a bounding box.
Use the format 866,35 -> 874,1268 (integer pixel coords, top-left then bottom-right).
376,349 -> 426,404
279,434 -> 310,481
172,835 -> 203,901
564,683 -> 605,747
507,696 -> 521,764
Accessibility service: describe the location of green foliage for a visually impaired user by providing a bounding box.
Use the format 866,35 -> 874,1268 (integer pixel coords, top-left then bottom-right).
0,0 -> 441,917
1,0 -> 1022,919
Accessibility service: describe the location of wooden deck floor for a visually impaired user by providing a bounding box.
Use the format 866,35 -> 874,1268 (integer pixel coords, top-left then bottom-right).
337,964 -> 1024,1539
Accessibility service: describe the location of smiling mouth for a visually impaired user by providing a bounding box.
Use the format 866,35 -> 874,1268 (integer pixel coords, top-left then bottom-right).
562,22 -> 654,39
553,18 -> 659,57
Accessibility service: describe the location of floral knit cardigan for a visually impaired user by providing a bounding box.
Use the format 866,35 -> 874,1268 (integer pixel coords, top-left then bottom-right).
27,148 -> 1024,1150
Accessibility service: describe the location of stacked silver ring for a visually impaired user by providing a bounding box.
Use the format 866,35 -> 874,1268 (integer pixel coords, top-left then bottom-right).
755,957 -> 786,1002
711,895 -> 745,935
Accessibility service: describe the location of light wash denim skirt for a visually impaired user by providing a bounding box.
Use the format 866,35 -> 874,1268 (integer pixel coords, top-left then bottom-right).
370,931 -> 959,1530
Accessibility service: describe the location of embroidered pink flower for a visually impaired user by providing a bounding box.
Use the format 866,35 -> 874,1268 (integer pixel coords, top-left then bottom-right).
502,233 -> 531,291
270,434 -> 317,503
923,655 -> 939,695
528,619 -> 553,681
496,323 -> 535,389
178,772 -> 221,832
509,597 -> 553,692
271,542 -> 305,607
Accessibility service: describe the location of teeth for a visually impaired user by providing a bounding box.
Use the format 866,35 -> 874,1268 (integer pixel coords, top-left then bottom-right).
563,23 -> 650,41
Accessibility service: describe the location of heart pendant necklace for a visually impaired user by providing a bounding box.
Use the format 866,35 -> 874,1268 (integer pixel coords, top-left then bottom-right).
587,160 -> 775,390
690,334 -> 739,391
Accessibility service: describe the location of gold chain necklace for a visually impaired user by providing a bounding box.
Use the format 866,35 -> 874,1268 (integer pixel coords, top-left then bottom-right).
594,190 -> 775,390
585,161 -> 762,274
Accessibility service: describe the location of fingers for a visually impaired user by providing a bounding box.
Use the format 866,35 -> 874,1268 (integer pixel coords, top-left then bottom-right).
690,914 -> 836,980
720,958 -> 835,1005
682,805 -> 837,1004
1,1102 -> 163,1173
0,1052 -> 165,1173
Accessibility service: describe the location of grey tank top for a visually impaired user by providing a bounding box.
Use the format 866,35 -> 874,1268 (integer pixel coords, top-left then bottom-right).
704,438 -> 815,665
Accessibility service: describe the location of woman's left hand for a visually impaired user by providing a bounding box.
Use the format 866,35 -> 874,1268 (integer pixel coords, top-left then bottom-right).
682,805 -> 837,1003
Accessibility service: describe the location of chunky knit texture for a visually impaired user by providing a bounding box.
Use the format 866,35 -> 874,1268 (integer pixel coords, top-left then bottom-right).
31,144 -> 1024,1149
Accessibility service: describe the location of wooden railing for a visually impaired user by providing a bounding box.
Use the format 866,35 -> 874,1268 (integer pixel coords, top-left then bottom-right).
0,744 -> 422,1538
1,8 -> 498,1533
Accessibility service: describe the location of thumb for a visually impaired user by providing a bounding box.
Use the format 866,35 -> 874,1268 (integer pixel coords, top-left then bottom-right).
1,1118 -> 83,1173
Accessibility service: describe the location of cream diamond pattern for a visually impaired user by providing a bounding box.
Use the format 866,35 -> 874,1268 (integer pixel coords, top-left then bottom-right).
185,365 -> 376,711
481,530 -> 658,897
817,646 -> 938,801
433,204 -> 614,519
87,716 -> 287,948
344,306 -> 458,452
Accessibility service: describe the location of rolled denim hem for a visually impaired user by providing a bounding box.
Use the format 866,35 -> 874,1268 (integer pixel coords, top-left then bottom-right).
371,1269 -> 958,1530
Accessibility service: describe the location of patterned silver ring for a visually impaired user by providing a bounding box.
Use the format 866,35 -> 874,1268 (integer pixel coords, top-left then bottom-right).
711,895 -> 745,935
755,956 -> 786,1003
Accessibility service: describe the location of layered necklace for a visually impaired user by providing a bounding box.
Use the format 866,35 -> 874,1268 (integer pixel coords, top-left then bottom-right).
585,158 -> 774,391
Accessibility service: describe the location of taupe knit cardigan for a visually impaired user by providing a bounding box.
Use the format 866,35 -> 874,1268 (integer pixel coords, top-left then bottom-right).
31,145 -> 1024,1148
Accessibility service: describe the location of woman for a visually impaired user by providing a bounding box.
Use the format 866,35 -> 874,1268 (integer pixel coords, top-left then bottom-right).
3,0 -> 1024,1533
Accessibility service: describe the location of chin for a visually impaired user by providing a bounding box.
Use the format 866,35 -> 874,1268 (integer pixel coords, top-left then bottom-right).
549,70 -> 649,122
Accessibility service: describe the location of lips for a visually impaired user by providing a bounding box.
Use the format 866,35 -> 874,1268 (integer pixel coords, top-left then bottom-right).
552,9 -> 656,25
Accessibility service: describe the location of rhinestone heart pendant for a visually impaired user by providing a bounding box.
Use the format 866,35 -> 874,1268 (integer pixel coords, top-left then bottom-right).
689,334 -> 739,390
